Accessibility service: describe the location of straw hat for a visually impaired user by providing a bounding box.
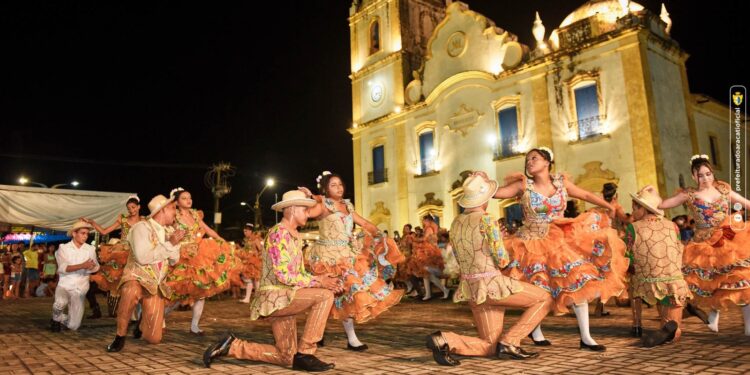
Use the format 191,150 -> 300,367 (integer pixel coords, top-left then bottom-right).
271,190 -> 317,212
148,194 -> 174,218
68,219 -> 93,236
630,185 -> 664,216
458,175 -> 499,208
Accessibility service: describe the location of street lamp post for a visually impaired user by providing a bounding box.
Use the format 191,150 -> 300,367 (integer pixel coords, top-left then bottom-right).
18,177 -> 79,189
253,178 -> 275,228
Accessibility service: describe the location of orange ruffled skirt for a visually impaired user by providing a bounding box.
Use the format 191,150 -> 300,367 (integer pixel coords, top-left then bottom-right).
166,238 -> 236,304
406,240 -> 444,278
229,249 -> 262,287
90,242 -> 130,292
308,236 -> 405,323
682,220 -> 750,310
503,212 -> 628,314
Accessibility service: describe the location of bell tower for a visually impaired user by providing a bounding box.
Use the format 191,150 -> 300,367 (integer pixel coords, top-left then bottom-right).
349,0 -> 445,125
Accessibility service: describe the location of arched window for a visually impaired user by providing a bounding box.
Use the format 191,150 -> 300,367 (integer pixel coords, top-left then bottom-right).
369,19 -> 380,55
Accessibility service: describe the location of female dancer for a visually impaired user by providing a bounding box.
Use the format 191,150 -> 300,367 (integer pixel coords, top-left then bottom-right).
84,195 -> 144,316
658,155 -> 750,334
478,147 -> 628,351
299,171 -> 404,351
232,223 -> 262,303
407,215 -> 449,300
395,224 -> 418,297
165,188 -> 235,335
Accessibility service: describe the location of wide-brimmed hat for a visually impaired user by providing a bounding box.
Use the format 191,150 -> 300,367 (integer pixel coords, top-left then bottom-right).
458,175 -> 499,208
630,185 -> 664,216
68,219 -> 93,236
271,190 -> 317,212
148,194 -> 174,218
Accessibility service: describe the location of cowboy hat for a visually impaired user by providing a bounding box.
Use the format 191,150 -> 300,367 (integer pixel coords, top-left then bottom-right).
148,194 -> 174,218
271,190 -> 317,212
68,219 -> 94,236
458,174 -> 499,208
630,185 -> 664,216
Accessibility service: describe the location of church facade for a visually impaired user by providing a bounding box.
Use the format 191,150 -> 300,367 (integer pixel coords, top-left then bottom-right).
348,0 -> 740,231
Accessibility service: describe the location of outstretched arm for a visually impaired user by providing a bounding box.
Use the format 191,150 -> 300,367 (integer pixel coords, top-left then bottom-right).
83,218 -> 120,235
199,219 -> 224,241
353,212 -> 379,236
729,191 -> 750,210
565,179 -> 614,212
471,171 -> 524,200
658,191 -> 688,209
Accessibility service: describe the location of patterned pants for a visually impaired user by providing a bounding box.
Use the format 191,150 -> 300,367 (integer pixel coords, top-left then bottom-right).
442,284 -> 552,355
116,281 -> 165,344
52,284 -> 89,330
229,288 -> 334,366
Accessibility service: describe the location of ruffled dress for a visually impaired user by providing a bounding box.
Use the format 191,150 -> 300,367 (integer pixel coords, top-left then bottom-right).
90,215 -> 142,292
166,209 -> 236,304
230,239 -> 262,287
406,230 -> 444,278
681,181 -> 750,310
394,235 -> 414,283
307,198 -> 404,323
502,173 -> 628,314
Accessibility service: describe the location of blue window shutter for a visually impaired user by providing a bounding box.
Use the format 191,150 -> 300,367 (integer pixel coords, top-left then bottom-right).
372,145 -> 385,183
498,107 -> 519,157
419,131 -> 434,174
574,84 -> 600,138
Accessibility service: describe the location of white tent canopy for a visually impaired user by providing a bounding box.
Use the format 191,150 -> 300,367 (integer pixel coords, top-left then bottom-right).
0,184 -> 134,232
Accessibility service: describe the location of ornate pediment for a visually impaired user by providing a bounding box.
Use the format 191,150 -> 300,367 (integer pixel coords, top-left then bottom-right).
418,192 -> 443,208
444,104 -> 483,137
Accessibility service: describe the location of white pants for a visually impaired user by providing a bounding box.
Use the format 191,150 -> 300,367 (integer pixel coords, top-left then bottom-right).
52,285 -> 88,330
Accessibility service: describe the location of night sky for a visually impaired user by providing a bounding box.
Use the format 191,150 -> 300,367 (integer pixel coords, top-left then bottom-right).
1,1 -> 746,232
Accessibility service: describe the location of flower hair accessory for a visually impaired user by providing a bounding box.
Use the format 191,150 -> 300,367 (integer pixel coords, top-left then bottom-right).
315,171 -> 332,189
170,187 -> 185,199
690,154 -> 709,164
538,146 -> 554,162
127,194 -> 140,203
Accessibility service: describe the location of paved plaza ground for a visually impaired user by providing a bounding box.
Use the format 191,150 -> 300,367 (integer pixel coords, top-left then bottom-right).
1,294 -> 748,374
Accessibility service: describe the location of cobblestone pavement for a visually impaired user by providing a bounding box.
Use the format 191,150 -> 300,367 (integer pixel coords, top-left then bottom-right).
1,294 -> 749,374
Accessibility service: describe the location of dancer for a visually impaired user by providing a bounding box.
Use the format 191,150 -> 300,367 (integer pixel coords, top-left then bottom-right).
426,175 -> 552,365
165,187 -> 234,335
202,190 -> 342,371
106,195 -> 184,352
408,215 -> 449,300
626,186 -> 693,347
232,223 -> 262,303
395,224 -> 418,297
50,220 -> 100,332
300,171 -> 404,351
477,147 -> 628,351
592,183 -> 630,316
658,155 -> 750,334
84,195 -> 144,317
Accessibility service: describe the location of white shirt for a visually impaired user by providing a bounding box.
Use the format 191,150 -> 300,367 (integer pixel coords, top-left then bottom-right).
127,218 -> 180,267
56,240 -> 99,290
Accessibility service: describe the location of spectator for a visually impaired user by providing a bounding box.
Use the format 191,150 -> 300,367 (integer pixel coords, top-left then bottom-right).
42,244 -> 58,280
10,255 -> 23,298
36,276 -> 57,297
23,244 -> 42,297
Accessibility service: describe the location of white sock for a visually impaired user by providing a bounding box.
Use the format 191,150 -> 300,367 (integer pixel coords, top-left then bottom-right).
707,309 -> 720,332
430,274 -> 449,297
343,318 -> 364,347
572,303 -> 598,346
241,281 -> 253,302
531,325 -> 547,342
742,305 -> 750,336
191,299 -> 205,333
422,277 -> 431,300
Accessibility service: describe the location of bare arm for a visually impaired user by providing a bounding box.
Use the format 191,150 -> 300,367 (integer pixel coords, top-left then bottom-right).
565,179 -> 614,211
83,218 -> 120,235
199,219 -> 224,241
658,191 -> 688,209
305,201 -> 327,220
493,180 -> 524,200
352,212 -> 379,236
729,191 -> 750,210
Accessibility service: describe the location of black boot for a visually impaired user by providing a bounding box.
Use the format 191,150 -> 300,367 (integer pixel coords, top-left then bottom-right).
425,331 -> 460,366
132,320 -> 142,339
642,320 -> 677,348
203,333 -> 236,368
497,343 -> 539,360
631,326 -> 643,338
88,305 -> 102,319
106,335 -> 126,352
49,319 -> 62,333
686,303 -> 709,324
292,353 -> 335,372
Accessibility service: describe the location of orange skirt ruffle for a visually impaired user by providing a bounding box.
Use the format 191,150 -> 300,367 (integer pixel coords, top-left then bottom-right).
229,249 -> 262,287
90,242 -> 130,292
682,220 -> 750,310
406,240 -> 444,278
503,212 -> 628,314
166,238 -> 236,304
308,236 -> 404,323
